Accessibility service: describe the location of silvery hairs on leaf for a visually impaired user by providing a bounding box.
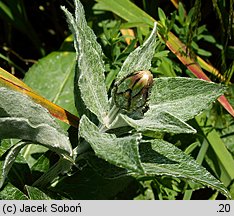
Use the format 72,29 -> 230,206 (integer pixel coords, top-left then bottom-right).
109,111 -> 196,134
0,141 -> 29,189
109,77 -> 225,134
140,139 -> 230,198
61,0 -> 109,125
79,115 -> 144,174
148,77 -> 226,121
0,87 -> 72,156
116,22 -> 157,83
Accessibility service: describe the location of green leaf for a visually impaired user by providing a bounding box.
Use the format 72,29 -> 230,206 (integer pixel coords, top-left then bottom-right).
0,1 -> 13,20
178,2 -> 186,24
0,183 -> 28,200
116,22 -> 157,83
20,144 -> 48,168
0,142 -> 32,193
110,111 -> 196,134
62,1 -> 109,125
149,77 -> 226,121
134,181 -> 155,200
196,114 -> 234,181
24,51 -> 77,130
74,0 -> 103,57
0,87 -> 72,155
0,141 -> 33,189
0,139 -> 18,157
220,122 -> 234,154
30,151 -> 53,173
79,115 -> 144,173
140,139 -> 230,198
95,0 -> 154,27
96,0 -> 234,118
156,57 -> 177,77
25,185 -> 51,200
32,158 -> 72,188
197,48 -> 212,57
53,165 -> 136,199
158,8 -> 166,26
81,153 -> 128,178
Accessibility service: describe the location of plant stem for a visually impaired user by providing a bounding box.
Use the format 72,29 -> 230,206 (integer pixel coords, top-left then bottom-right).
74,140 -> 91,158
32,157 -> 72,188
99,104 -> 120,132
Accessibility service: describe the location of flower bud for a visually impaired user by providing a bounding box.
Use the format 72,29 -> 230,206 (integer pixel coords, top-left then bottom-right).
113,70 -> 153,112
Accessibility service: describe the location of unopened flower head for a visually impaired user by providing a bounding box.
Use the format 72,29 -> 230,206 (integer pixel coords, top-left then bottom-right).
113,70 -> 153,112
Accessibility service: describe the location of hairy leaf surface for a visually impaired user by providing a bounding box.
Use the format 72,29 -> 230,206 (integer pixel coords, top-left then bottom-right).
149,77 -> 226,121
116,22 -> 157,83
140,139 -> 230,198
0,87 -> 72,155
62,2 -> 109,124
79,115 -> 144,173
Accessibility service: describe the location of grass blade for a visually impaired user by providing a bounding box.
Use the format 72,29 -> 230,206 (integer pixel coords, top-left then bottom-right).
196,114 -> 234,181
